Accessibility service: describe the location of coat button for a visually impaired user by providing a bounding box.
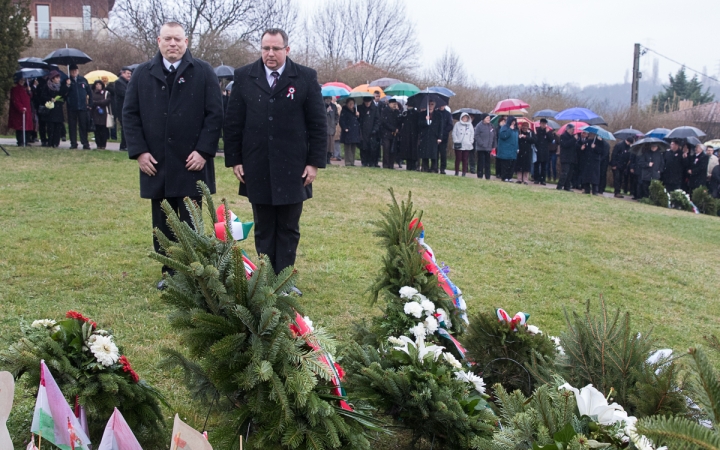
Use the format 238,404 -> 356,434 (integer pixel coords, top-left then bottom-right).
269,116 -> 273,121
269,136 -> 273,140
168,138 -> 173,143
162,86 -> 166,90
269,99 -> 274,103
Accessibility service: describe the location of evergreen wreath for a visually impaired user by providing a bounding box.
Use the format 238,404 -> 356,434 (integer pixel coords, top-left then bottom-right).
0,311 -> 167,448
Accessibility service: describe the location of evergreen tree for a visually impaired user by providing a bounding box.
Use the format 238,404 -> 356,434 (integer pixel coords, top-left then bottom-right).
0,0 -> 31,114
155,182 -> 376,450
652,67 -> 715,112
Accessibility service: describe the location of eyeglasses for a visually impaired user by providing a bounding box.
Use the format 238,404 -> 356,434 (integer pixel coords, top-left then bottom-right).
261,46 -> 287,53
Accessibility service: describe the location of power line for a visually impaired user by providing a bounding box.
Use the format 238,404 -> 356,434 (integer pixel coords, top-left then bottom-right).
641,45 -> 719,83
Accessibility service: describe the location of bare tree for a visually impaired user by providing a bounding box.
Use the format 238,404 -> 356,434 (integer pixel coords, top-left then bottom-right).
430,47 -> 466,87
311,1 -> 350,75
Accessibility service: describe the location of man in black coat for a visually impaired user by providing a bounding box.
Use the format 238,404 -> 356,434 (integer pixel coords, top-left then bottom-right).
379,98 -> 400,169
662,141 -> 684,192
114,67 -> 132,150
357,97 -> 379,167
688,144 -> 709,191
556,124 -> 578,191
610,137 -> 633,198
224,28 -> 326,288
534,119 -> 553,184
65,64 -> 93,149
436,105 -> 453,173
123,22 -> 223,288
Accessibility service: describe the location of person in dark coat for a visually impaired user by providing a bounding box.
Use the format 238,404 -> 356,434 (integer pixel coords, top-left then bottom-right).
516,121 -> 535,184
662,140 -> 684,192
339,98 -> 361,166
556,124 -> 578,191
65,64 -> 93,149
90,80 -> 112,149
610,137 -> 634,198
636,143 -> 665,198
8,76 -> 34,146
573,131 -> 589,189
473,113 -> 495,179
324,96 -> 339,164
546,131 -> 559,181
123,22 -> 223,288
598,140 -> 610,194
688,144 -> 709,191
398,106 -> 420,171
437,105 -> 453,173
533,119 -> 552,184
114,67 -> 132,150
224,28 -> 326,286
380,98 -> 401,169
496,116 -> 519,181
39,71 -> 68,148
357,97 -> 379,167
579,135 -> 605,195
417,102 -> 443,173
709,164 -> 720,198
627,148 -> 642,199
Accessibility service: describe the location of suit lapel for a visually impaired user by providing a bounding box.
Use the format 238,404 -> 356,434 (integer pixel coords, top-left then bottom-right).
174,50 -> 194,81
250,59 -> 272,95
272,59 -> 297,98
148,53 -> 167,86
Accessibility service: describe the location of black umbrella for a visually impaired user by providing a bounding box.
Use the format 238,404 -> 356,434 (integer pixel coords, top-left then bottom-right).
541,119 -> 562,130
532,109 -> 558,118
125,63 -> 140,71
225,81 -> 234,91
631,137 -> 669,150
614,128 -> 644,141
18,57 -> 50,70
452,108 -> 483,120
665,126 -> 706,140
43,48 -> 92,66
407,89 -> 449,109
15,68 -> 48,79
585,116 -> 608,126
214,64 -> 235,79
686,136 -> 702,147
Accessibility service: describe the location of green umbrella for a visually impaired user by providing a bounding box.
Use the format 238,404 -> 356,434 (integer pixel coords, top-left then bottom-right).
341,91 -> 374,100
384,82 -> 420,96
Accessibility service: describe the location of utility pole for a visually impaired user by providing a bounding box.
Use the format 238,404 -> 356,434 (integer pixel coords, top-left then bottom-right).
631,43 -> 641,106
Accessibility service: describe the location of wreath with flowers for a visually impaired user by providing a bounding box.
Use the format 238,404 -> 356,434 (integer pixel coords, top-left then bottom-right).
0,311 -> 166,447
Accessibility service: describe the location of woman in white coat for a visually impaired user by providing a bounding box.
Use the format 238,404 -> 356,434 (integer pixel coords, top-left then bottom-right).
451,112 -> 475,176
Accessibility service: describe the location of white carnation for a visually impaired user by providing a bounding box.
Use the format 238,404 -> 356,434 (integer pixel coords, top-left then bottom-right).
31,319 -> 57,329
454,370 -> 486,394
403,301 -> 424,318
442,352 -> 462,369
399,286 -> 419,299
409,322 -> 427,340
89,335 -> 119,367
527,325 -> 541,335
424,315 -> 439,334
420,299 -> 435,314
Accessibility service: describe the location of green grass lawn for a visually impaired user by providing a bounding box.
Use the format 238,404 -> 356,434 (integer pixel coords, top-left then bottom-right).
2,148 -> 720,448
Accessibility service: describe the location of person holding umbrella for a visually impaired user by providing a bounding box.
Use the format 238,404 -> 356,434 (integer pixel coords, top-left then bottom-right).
398,105 -> 420,171
580,133 -> 605,195
39,71 -> 68,148
90,80 -> 111,149
379,98 -> 401,169
497,116 -> 519,182
516,121 -> 535,184
417,100 -> 443,173
636,143 -> 665,199
610,136 -> 634,198
339,98 -> 361,166
473,113 -> 495,180
556,123 -> 578,191
8,74 -> 34,146
357,96 -> 380,167
65,64 -> 93,149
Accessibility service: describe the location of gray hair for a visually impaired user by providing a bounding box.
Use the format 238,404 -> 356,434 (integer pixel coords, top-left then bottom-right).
158,21 -> 186,37
261,28 -> 289,47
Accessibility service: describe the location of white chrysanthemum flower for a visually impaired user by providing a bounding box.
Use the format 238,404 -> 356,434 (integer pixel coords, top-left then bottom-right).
527,325 -> 541,335
420,299 -> 435,314
424,315 -> 439,334
442,352 -> 462,369
388,336 -> 405,346
31,319 -> 57,329
454,370 -> 486,394
409,322 -> 427,340
550,336 -> 565,355
89,335 -> 119,367
415,293 -> 429,303
403,301 -> 424,318
399,286 -> 419,299
303,316 -> 314,332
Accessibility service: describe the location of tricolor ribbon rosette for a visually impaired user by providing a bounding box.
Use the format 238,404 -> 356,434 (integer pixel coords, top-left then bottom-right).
214,204 -> 254,242
287,86 -> 295,100
496,308 -> 530,331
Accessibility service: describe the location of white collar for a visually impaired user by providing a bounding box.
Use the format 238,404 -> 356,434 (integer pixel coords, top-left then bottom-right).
163,58 -> 181,71
264,63 -> 286,77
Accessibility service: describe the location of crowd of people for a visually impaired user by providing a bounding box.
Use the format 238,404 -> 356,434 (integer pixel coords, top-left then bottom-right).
7,64 -> 133,150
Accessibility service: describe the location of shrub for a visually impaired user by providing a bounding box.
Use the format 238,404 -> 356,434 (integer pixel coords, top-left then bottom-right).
691,186 -> 718,216
669,189 -> 694,211
648,180 -> 670,207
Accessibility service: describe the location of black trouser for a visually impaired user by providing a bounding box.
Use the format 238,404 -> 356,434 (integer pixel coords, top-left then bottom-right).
371,136 -> 381,166
67,109 -> 89,147
477,151 -> 491,179
468,150 -> 477,173
612,168 -> 624,194
152,196 -> 202,274
382,136 -> 394,169
438,139 -> 448,172
252,202 -> 303,275
47,122 -> 64,147
406,159 -> 417,171
495,156 -> 502,178
583,183 -> 598,194
422,158 -> 435,172
638,180 -> 650,199
557,163 -> 575,190
498,158 -> 515,180
38,119 -> 48,144
15,130 -> 31,146
533,160 -> 546,183
117,117 -> 127,149
599,161 -> 608,193
626,172 -> 638,197
95,124 -> 108,148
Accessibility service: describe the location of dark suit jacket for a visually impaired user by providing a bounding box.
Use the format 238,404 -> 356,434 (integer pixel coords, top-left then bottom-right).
223,57 -> 326,205
123,50 -> 223,199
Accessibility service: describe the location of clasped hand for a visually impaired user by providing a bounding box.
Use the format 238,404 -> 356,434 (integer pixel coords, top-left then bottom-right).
233,164 -> 318,187
138,150 -> 205,176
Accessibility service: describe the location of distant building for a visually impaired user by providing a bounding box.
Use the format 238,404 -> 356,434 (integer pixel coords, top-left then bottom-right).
661,101 -> 720,139
336,61 -> 388,87
28,0 -> 114,40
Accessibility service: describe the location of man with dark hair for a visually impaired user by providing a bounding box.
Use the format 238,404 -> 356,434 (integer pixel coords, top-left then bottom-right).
123,21 -> 223,289
534,118 -> 552,185
662,140 -> 684,192
357,96 -> 379,166
436,105 -> 453,173
114,67 -> 133,150
556,124 -> 578,191
379,98 -> 400,169
610,136 -> 634,198
65,64 -> 93,149
224,28 -> 326,293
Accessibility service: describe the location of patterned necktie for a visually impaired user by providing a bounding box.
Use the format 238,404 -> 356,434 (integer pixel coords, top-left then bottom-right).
270,71 -> 279,90
168,65 -> 176,73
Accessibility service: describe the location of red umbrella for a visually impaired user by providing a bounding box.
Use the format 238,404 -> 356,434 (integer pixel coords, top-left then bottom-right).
557,121 -> 588,135
516,117 -> 536,132
323,81 -> 352,91
492,98 -> 530,113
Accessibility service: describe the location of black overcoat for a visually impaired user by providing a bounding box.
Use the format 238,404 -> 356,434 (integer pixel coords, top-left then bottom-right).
417,110 -> 442,159
580,139 -> 604,184
124,51 -> 223,199
398,108 -> 420,160
223,57 -> 326,206
39,84 -> 68,124
339,106 -> 361,144
535,127 -> 552,163
559,132 -> 577,164
357,102 -> 379,143
688,152 -> 709,191
662,150 -> 684,187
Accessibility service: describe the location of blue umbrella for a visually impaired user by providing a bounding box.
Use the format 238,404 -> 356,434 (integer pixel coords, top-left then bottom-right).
15,68 -> 48,79
645,128 -> 671,139
555,107 -> 600,121
321,85 -> 349,97
532,109 -> 558,118
428,86 -> 456,97
581,125 -> 616,141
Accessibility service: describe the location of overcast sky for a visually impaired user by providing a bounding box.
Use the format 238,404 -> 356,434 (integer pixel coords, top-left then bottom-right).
300,0 -> 720,87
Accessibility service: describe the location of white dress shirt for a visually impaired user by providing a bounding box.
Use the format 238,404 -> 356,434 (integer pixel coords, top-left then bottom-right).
264,63 -> 286,87
163,58 -> 181,72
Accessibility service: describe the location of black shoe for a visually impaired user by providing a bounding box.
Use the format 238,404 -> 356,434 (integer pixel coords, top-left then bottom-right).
540,182 -> 546,186
564,188 -> 572,191
70,144 -> 78,149
157,279 -> 168,291
614,193 -> 624,198
61,137 -> 66,142
83,145 -> 91,150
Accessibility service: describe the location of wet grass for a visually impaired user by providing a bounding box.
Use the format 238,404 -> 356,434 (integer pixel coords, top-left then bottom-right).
1,147 -> 719,448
